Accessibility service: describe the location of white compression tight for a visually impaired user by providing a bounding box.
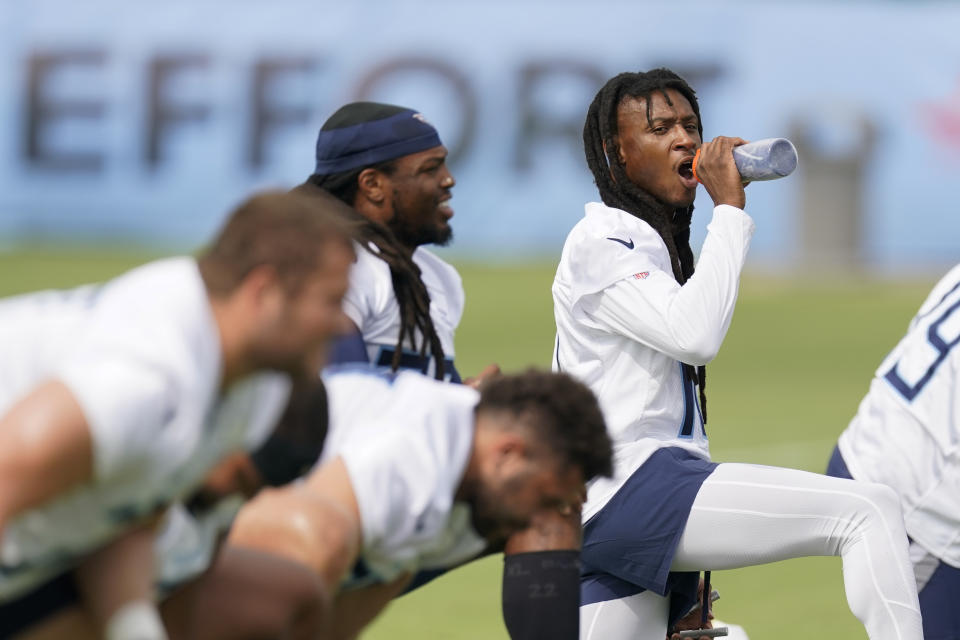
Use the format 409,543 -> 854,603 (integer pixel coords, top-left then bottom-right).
580,463 -> 923,640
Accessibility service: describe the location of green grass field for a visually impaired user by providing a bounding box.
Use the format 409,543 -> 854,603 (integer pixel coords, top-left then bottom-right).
0,247 -> 936,639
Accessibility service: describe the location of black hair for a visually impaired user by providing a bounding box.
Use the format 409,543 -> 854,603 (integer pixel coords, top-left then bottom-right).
583,68 -> 708,421
250,378 -> 329,487
476,369 -> 613,482
294,180 -> 446,380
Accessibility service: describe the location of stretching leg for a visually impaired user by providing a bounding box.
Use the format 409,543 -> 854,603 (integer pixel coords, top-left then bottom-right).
580,590 -> 668,640
673,463 -> 922,640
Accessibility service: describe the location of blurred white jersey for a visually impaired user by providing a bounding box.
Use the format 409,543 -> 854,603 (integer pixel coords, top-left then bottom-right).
319,367 -> 486,583
552,202 -> 754,521
154,498 -> 244,594
838,263 -> 960,568
342,243 -> 463,380
0,258 -> 290,600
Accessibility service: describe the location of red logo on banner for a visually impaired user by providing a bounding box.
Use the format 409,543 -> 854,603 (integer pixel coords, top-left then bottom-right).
633,272 -> 649,280
921,81 -> 960,151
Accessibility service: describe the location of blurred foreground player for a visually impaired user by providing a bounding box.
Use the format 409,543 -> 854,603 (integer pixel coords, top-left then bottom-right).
20,377 -> 337,640
229,368 -> 614,639
0,191 -> 354,639
552,68 -> 923,639
828,263 -> 960,640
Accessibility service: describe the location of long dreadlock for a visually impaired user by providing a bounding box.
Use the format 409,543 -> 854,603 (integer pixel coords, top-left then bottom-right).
294,174 -> 447,380
583,68 -> 708,421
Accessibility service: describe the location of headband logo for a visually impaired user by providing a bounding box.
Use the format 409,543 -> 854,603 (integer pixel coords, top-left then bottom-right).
412,113 -> 431,125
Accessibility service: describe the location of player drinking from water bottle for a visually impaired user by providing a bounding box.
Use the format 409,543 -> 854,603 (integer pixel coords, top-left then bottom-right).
552,67 -> 924,640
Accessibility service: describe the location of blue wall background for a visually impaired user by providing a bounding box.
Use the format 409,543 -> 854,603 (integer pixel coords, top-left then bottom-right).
1,0 -> 958,269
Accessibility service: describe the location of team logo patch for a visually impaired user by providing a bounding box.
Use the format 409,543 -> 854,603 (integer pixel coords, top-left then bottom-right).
633,272 -> 649,280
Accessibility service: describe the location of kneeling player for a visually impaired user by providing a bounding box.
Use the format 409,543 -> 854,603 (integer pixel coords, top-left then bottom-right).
228,367 -> 614,638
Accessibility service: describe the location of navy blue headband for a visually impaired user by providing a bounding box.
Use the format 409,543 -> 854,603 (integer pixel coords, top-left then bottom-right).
314,105 -> 442,175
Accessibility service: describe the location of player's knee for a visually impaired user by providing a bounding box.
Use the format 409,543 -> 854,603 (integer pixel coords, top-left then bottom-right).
865,481 -> 904,523
843,480 -> 905,540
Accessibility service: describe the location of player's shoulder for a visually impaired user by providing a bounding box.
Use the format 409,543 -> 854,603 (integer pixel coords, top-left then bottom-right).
931,263 -> 960,299
913,263 -> 960,321
344,242 -> 395,313
104,256 -> 201,297
557,202 -> 664,292
59,257 -> 220,404
91,257 -> 209,330
323,367 -> 477,450
562,202 -> 661,256
351,241 -> 391,277
413,247 -> 462,282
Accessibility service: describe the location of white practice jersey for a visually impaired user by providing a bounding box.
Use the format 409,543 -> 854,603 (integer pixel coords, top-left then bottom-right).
838,263 -> 960,568
0,258 -> 290,600
342,243 -> 463,380
553,202 -> 754,521
319,367 -> 486,584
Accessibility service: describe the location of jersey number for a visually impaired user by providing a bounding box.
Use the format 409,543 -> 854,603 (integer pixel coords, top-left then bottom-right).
883,292 -> 960,402
678,364 -> 706,438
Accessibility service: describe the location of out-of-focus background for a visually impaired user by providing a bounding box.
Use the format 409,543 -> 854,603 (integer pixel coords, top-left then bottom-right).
2,0 -> 957,637
2,0 -> 959,270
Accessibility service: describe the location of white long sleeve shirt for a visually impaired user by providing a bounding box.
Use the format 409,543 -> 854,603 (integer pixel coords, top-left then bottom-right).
552,202 -> 755,520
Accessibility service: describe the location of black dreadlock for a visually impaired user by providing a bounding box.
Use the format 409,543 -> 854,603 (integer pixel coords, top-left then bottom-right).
583,68 -> 708,421
294,177 -> 446,380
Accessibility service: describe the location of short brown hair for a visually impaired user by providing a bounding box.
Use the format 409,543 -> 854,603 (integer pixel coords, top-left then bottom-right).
198,190 -> 354,296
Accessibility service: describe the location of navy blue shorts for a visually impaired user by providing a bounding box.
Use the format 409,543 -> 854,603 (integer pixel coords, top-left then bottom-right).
827,444 -> 960,640
581,447 -> 718,624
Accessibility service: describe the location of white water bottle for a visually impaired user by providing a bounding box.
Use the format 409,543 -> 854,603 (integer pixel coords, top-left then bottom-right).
694,137 -> 798,182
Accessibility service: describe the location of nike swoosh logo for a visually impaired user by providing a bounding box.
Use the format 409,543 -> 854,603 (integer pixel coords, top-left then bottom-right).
607,237 -> 634,250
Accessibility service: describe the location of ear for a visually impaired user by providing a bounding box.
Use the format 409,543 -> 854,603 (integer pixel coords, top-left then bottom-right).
354,168 -> 393,224
610,136 -> 626,165
240,264 -> 285,316
356,168 -> 387,205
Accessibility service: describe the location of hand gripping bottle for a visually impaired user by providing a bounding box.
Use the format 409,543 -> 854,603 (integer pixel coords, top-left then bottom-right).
692,138 -> 798,182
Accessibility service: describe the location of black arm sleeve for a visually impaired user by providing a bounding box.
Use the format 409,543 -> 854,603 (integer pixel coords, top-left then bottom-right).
502,550 -> 580,640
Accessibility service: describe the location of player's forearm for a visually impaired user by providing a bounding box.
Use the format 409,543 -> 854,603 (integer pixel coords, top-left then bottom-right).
74,520 -> 160,626
74,519 -> 168,640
